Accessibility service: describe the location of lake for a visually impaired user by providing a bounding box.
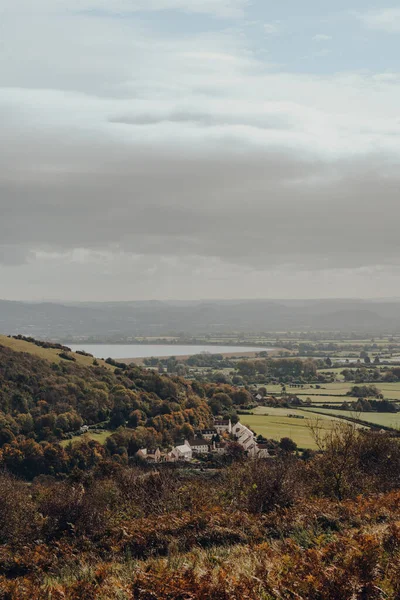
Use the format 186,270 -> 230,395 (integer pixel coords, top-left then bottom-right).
69,344 -> 270,360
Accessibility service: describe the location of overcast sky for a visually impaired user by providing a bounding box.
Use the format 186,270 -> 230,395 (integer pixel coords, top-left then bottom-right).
2,1 -> 400,301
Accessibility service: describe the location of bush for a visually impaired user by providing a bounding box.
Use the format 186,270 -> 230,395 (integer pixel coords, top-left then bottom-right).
58,352 -> 76,362
225,456 -> 305,514
0,473 -> 40,546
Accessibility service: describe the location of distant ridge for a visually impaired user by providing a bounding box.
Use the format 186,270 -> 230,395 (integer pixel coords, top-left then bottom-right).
1,298 -> 400,339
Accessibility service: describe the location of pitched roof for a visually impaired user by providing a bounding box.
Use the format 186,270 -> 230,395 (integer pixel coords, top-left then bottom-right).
189,438 -> 210,447
238,428 -> 253,440
175,444 -> 192,454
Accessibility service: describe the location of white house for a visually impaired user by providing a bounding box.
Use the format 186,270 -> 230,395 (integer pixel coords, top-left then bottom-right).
136,448 -> 163,462
237,425 -> 251,439
198,429 -> 218,440
246,443 -> 270,459
232,421 -> 259,454
256,444 -> 270,459
234,423 -> 253,440
232,421 -> 246,437
169,442 -> 193,461
212,441 -> 227,454
136,448 -> 148,459
187,438 -> 210,454
213,418 -> 232,434
239,434 -> 257,452
247,444 -> 259,458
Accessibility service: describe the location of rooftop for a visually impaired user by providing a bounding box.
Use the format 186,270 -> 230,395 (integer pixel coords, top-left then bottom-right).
189,438 -> 210,447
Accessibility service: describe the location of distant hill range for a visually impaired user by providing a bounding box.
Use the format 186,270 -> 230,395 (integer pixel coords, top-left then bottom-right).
1,298 -> 400,339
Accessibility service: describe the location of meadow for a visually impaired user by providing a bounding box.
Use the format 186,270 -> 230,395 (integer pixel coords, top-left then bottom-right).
297,394 -> 359,404
267,382 -> 355,395
60,430 -> 113,447
303,408 -> 400,430
253,381 -> 400,434
267,381 -> 400,402
242,407 -> 344,449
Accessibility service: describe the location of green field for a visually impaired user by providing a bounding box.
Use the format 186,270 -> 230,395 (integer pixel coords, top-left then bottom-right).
60,430 -> 113,447
299,382 -> 400,401
370,383 -> 400,400
265,381 -> 400,401
297,394 -> 359,404
241,408 -> 344,449
303,408 -> 400,430
266,382 -> 353,396
295,383 -> 353,394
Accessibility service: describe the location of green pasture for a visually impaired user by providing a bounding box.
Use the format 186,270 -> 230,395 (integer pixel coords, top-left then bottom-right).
297,394 -> 359,404
242,407 -> 344,449
303,408 -> 400,430
265,382 -> 353,395
290,382 -> 353,394
266,382 -> 400,401
372,383 -> 400,399
60,430 -> 113,447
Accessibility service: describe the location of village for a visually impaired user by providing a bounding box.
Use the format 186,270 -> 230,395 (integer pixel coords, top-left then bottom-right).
135,417 -> 271,463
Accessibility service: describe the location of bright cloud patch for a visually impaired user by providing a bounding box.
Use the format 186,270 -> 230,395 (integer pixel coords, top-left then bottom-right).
358,8 -> 400,33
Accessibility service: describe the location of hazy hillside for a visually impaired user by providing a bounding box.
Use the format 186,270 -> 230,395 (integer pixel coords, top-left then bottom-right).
1,299 -> 400,338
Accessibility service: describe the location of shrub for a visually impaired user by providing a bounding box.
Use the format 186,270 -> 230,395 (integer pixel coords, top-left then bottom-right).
225,456 -> 305,514
0,473 -> 40,546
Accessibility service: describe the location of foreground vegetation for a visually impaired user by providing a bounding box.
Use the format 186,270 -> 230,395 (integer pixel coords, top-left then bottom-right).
1,423 -> 400,599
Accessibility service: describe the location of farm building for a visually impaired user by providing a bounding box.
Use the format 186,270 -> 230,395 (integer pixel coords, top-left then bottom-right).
188,438 -> 210,454
213,418 -> 232,434
169,441 -> 193,461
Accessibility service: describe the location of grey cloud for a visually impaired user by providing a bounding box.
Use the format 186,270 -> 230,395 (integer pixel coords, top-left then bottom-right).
6,0 -> 248,19
1,128 -> 400,272
110,110 -> 294,130
2,0 -> 400,298
0,246 -> 33,266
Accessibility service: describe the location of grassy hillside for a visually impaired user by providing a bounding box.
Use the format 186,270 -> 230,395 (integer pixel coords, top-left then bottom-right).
0,334 -> 113,369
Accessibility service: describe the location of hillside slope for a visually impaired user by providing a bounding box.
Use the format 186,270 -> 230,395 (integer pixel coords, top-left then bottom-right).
0,339 -> 211,448
0,334 -> 111,369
